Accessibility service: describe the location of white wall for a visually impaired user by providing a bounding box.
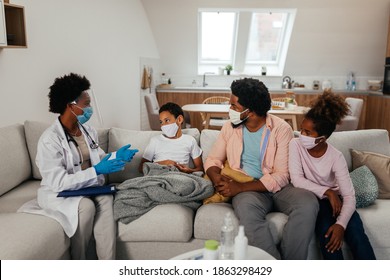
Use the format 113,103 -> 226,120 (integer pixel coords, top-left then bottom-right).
0,0 -> 159,129
141,0 -> 390,90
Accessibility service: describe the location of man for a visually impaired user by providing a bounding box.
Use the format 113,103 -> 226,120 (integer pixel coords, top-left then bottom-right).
205,78 -> 318,259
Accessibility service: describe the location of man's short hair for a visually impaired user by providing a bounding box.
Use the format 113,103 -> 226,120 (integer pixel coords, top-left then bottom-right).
230,78 -> 271,117
159,102 -> 184,118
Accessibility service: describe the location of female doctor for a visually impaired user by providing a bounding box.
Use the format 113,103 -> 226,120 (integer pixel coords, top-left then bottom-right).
36,73 -> 138,259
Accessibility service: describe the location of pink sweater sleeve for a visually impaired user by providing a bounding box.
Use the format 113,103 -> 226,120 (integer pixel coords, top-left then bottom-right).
289,140 -> 329,198
332,154 -> 356,229
289,139 -> 356,229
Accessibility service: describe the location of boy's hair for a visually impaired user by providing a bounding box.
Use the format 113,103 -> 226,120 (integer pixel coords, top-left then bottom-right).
230,78 -> 271,117
159,102 -> 184,118
305,90 -> 350,138
48,73 -> 90,114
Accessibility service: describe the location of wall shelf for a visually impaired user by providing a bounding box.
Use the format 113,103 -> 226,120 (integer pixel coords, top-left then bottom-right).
0,1 -> 27,48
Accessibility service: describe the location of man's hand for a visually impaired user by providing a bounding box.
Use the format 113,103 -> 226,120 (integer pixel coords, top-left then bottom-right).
325,189 -> 342,217
325,224 -> 345,253
215,179 -> 242,197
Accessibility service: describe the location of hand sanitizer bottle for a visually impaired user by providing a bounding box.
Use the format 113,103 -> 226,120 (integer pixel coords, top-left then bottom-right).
234,225 -> 248,260
203,240 -> 219,260
219,212 -> 235,260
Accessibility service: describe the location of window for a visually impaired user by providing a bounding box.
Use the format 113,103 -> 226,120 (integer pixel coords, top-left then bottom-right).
200,12 -> 236,63
198,9 -> 296,76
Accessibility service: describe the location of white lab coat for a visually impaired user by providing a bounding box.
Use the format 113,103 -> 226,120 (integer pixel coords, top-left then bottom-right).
35,118 -> 106,237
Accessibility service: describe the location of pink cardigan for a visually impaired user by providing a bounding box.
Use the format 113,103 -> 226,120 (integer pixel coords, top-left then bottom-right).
204,114 -> 293,193
289,138 -> 356,229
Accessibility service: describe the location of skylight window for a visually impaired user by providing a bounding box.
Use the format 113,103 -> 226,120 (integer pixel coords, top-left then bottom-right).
198,9 -> 296,76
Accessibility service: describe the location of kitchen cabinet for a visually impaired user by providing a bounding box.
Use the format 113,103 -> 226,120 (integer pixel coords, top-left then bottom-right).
0,1 -> 6,46
387,12 -> 390,57
365,95 -> 390,133
0,0 -> 27,48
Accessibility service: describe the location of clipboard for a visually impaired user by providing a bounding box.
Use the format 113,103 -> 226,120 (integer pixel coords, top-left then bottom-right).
57,185 -> 117,197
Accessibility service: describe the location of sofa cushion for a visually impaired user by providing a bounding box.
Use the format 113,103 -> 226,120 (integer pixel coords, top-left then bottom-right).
200,129 -> 220,163
350,165 -> 378,208
351,150 -> 390,199
327,129 -> 390,170
24,120 -> 110,180
356,199 -> 390,259
0,124 -> 32,196
117,204 -> 194,242
0,180 -> 40,213
194,203 -> 238,240
108,128 -> 200,183
24,121 -> 51,180
0,213 -> 70,260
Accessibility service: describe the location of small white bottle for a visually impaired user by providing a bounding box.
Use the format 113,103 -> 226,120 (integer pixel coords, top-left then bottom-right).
234,225 -> 248,260
219,212 -> 235,260
203,239 -> 219,260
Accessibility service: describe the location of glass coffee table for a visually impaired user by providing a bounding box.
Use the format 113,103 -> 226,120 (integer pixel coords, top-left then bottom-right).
170,245 -> 276,260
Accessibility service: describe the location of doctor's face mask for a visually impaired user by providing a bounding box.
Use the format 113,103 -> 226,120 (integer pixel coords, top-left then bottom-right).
71,91 -> 93,124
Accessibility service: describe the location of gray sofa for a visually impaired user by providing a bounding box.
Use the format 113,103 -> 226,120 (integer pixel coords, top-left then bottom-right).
0,120 -> 389,260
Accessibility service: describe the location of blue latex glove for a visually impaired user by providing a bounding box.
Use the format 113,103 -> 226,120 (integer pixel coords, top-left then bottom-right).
116,144 -> 139,162
94,154 -> 126,175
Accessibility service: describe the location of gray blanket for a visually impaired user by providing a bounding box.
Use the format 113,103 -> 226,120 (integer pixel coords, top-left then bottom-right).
113,162 -> 214,224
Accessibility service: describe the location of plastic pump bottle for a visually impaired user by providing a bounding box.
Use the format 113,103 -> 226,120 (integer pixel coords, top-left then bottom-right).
234,225 -> 248,260
219,212 -> 235,260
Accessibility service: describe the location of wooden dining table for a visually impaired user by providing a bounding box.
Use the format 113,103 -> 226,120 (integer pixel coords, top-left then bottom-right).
182,104 -> 310,130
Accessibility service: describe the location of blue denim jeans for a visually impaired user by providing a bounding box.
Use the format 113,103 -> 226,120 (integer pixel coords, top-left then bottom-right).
316,199 -> 376,260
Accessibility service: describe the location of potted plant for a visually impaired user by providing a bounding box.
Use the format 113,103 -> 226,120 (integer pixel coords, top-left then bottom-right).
225,64 -> 233,75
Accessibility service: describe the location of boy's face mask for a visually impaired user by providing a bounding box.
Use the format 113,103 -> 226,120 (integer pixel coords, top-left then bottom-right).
161,122 -> 179,138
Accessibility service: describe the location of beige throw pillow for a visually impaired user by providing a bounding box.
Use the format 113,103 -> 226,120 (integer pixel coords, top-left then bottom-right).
351,149 -> 390,199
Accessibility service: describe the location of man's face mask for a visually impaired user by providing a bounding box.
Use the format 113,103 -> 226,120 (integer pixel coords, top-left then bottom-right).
229,108 -> 249,126
161,122 -> 179,138
299,133 -> 324,150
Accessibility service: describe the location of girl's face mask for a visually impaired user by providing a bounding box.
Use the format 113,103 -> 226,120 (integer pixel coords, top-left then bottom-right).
299,133 -> 325,150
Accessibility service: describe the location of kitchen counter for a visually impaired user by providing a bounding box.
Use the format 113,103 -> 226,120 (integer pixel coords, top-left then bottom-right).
156,86 -> 383,96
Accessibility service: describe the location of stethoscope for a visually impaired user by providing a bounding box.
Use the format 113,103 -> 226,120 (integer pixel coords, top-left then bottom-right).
59,117 -> 99,166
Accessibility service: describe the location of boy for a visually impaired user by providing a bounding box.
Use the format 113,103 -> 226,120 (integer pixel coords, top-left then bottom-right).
139,102 -> 203,174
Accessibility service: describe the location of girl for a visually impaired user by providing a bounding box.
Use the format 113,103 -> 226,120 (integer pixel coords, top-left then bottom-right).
288,91 -> 376,260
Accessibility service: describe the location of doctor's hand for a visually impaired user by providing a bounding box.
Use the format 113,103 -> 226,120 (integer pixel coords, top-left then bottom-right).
116,144 -> 139,162
94,154 -> 126,175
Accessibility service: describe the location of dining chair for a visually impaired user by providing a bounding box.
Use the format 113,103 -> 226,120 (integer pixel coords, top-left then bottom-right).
144,94 -> 191,130
335,97 -> 364,131
144,94 -> 161,130
201,96 -> 230,129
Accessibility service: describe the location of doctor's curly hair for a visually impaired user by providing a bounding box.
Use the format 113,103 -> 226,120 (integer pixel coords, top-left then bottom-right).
48,73 -> 91,114
305,90 -> 350,138
230,78 -> 271,117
